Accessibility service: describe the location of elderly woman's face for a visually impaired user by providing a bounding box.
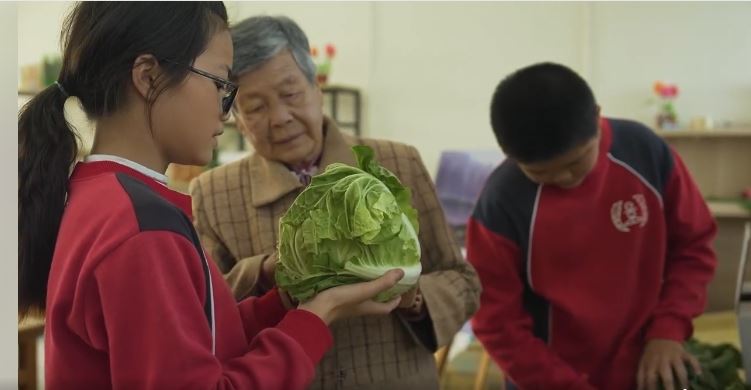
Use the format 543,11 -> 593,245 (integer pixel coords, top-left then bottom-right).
234,50 -> 324,166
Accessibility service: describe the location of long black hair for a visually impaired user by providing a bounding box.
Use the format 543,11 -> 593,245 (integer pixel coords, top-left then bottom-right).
18,2 -> 229,317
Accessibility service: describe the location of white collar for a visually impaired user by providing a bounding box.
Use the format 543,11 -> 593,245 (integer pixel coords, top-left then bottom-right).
84,154 -> 168,185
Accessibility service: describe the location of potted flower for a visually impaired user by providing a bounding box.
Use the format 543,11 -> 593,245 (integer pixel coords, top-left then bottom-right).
311,43 -> 336,85
653,81 -> 679,130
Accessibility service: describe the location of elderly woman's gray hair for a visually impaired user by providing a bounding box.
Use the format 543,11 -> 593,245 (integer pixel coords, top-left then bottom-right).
231,15 -> 316,84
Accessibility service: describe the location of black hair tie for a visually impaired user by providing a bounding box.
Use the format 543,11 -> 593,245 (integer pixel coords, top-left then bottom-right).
54,81 -> 69,98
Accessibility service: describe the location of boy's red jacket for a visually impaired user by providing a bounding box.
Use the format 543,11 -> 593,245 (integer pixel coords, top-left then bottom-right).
45,160 -> 333,389
467,118 -> 717,389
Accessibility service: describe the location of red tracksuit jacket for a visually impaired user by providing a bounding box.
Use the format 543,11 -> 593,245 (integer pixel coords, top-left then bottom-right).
466,118 -> 717,389
45,160 -> 332,389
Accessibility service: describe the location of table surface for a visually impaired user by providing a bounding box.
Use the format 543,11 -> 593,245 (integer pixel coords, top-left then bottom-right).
693,310 -> 741,347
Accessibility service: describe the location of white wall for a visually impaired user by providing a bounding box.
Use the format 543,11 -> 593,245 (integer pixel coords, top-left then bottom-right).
591,2 -> 751,128
227,2 -> 374,90
17,2 -> 374,89
1,4 -> 19,388
369,2 -> 588,176
17,2 -> 73,70
17,2 -> 751,176
18,2 -> 95,154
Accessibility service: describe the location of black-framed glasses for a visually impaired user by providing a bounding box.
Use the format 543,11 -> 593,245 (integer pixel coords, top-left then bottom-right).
163,59 -> 238,116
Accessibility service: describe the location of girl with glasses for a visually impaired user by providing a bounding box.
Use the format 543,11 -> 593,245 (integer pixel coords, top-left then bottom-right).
18,3 -> 404,389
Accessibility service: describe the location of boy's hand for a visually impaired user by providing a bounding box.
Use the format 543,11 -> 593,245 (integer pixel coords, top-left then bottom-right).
637,339 -> 701,390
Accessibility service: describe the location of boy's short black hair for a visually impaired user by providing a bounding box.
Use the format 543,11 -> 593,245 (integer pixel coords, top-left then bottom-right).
490,62 -> 599,163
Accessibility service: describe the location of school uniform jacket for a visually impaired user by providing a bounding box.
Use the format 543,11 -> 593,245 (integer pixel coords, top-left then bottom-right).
467,118 -> 717,389
45,160 -> 332,389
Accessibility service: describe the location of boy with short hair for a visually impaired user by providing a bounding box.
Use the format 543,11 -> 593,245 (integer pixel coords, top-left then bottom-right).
467,63 -> 717,390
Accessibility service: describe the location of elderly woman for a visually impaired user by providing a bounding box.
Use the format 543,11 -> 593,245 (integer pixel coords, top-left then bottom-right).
190,15 -> 480,390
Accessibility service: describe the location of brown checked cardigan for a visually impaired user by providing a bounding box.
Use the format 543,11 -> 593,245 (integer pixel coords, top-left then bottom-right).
190,118 -> 480,389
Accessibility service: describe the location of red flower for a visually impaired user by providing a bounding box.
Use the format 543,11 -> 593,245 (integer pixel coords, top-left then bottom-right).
325,43 -> 336,58
653,81 -> 679,99
653,81 -> 664,95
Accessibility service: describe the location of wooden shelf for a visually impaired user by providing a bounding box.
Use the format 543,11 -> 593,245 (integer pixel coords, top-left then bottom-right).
321,85 -> 361,136
707,200 -> 751,219
656,128 -> 751,139
18,89 -> 41,97
18,315 -> 44,332
322,84 -> 359,94
19,316 -> 44,390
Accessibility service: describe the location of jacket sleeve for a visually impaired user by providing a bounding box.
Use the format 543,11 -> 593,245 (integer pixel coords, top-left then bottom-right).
467,217 -> 595,390
236,287 -> 290,341
401,146 -> 482,350
190,175 -> 273,300
93,231 -> 332,390
645,149 -> 718,341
